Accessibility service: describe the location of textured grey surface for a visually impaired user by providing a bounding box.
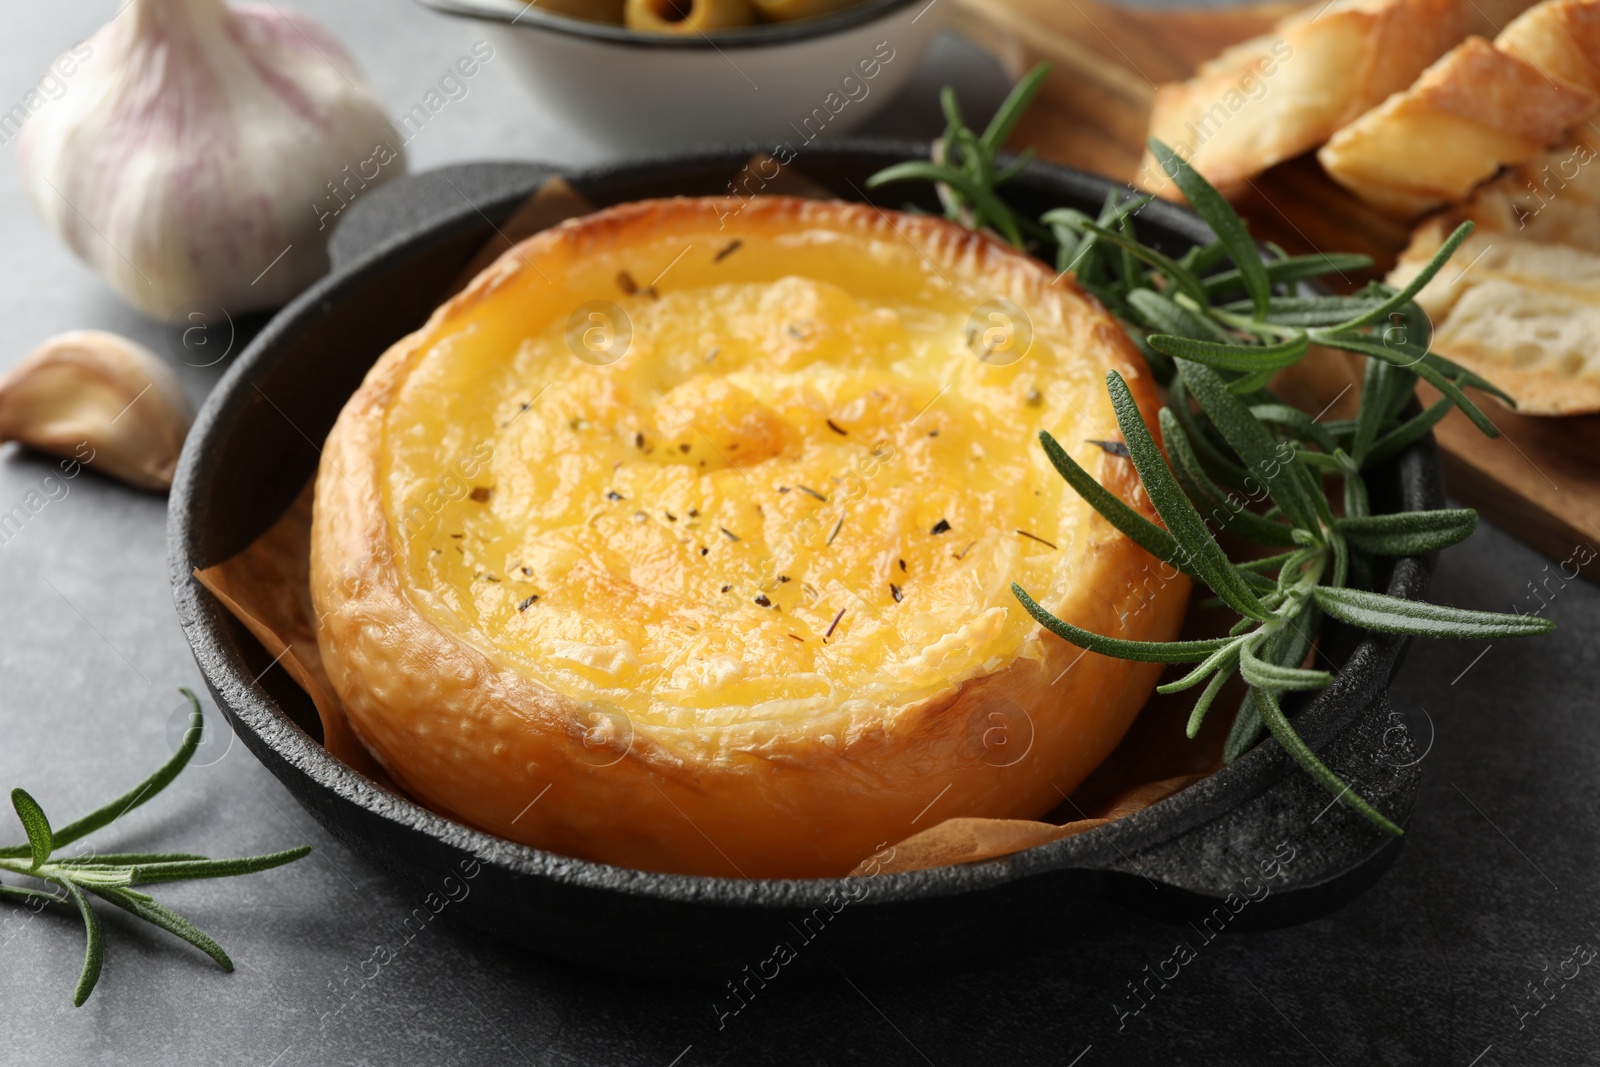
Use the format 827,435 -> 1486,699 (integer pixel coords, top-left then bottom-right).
0,1 -> 1596,1064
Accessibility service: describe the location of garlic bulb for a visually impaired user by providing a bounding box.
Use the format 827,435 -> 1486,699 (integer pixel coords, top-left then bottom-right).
20,0 -> 405,319
0,331 -> 193,493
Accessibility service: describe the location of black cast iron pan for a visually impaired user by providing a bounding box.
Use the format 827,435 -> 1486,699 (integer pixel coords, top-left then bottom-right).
168,142 -> 1436,977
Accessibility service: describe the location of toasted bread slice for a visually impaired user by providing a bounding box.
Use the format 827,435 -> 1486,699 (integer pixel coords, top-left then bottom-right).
1422,274 -> 1600,415
1499,0 -> 1600,91
1319,35 -> 1597,218
1138,0 -> 1539,199
1400,131 -> 1600,251
1389,218 -> 1600,414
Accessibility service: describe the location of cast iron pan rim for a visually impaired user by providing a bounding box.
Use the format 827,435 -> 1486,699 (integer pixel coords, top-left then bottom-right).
170,142 -> 1431,909
322,139 -> 1223,293
412,0 -> 919,50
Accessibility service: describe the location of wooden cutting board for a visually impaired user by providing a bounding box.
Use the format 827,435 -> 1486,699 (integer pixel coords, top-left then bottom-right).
951,0 -> 1600,578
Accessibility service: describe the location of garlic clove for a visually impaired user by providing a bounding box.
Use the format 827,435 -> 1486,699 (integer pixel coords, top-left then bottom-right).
19,0 -> 405,319
0,331 -> 194,493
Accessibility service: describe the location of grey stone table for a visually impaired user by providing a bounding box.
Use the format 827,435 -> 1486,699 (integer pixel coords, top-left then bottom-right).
1,2 -> 1596,1064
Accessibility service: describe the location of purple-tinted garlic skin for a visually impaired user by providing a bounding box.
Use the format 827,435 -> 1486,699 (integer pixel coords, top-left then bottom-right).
20,0 -> 406,319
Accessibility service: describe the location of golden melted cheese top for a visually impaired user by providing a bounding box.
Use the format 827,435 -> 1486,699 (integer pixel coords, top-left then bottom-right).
381,218 -> 1117,729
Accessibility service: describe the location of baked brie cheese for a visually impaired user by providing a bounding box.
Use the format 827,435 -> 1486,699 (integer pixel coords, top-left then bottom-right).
310,196 -> 1189,878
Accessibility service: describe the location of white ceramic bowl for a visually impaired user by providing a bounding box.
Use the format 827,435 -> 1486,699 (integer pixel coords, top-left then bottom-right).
415,0 -> 947,149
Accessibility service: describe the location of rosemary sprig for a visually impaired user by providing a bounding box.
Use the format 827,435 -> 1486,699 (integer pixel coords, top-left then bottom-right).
0,689 -> 310,1005
867,63 -> 1051,247
870,70 -> 1556,834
